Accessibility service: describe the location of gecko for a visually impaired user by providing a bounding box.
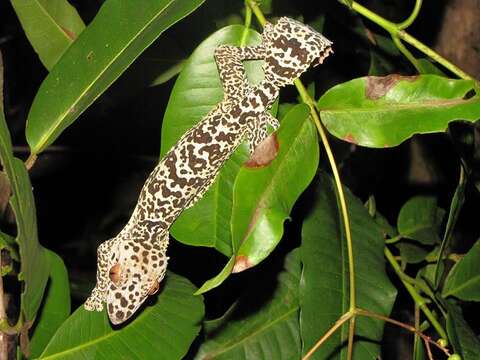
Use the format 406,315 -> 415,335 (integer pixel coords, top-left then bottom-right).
84,17 -> 333,325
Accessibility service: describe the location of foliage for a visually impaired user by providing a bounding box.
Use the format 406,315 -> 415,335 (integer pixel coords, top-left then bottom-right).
0,0 -> 479,359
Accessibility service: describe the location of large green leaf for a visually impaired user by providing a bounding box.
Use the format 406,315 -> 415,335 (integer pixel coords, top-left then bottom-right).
161,25 -> 263,256
195,249 -> 301,360
30,250 -> 71,358
26,0 -> 206,155
300,173 -> 397,359
38,273 -> 204,360
0,55 -> 49,322
397,195 -> 444,245
11,0 -> 85,70
446,302 -> 480,360
443,239 -> 480,301
231,104 -> 318,271
318,75 -> 480,148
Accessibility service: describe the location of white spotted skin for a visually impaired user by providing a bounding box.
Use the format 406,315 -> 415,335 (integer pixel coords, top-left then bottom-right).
84,17 -> 333,324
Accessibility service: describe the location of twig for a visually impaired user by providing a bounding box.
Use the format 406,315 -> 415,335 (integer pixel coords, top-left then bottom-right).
302,311 -> 354,360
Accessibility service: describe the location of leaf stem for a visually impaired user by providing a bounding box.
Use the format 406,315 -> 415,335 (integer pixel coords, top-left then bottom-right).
355,308 -> 450,357
348,1 -> 475,80
296,81 -> 356,313
302,311 -> 354,360
240,3 -> 253,47
384,247 -> 448,342
246,1 -> 267,26
391,36 -> 421,73
397,0 -> 423,30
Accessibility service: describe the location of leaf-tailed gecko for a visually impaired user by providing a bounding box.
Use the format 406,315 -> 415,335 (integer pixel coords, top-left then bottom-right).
85,17 -> 333,324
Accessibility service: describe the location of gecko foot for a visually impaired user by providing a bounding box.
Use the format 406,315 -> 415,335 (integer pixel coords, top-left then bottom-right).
84,289 -> 105,312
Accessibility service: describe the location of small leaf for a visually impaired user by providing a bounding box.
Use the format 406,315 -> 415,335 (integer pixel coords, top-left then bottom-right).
446,302 -> 480,360
11,0 -> 85,70
0,54 -> 49,322
26,0 -> 206,155
300,173 -> 397,359
443,239 -> 480,301
195,249 -> 301,360
39,273 -> 204,360
318,75 -> 480,148
161,25 -> 263,256
231,104 -> 318,271
30,250 -> 71,358
397,196 -> 443,245
395,241 -> 431,263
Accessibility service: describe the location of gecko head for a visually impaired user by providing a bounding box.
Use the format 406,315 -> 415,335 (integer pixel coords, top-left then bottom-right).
105,238 -> 168,325
262,17 -> 333,87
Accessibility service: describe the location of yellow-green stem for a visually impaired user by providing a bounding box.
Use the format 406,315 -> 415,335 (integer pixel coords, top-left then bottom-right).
240,3 -> 252,47
349,1 -> 474,80
384,247 -> 448,342
302,311 -> 354,360
397,0 -> 423,30
295,80 -> 356,312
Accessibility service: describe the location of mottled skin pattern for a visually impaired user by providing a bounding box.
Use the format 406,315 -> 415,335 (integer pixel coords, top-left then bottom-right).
84,17 -> 333,325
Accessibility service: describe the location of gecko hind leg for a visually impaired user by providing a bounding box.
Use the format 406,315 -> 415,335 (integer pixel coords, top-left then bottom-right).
247,112 -> 280,155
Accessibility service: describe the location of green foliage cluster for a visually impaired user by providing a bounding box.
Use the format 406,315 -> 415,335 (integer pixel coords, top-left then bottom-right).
0,0 -> 479,359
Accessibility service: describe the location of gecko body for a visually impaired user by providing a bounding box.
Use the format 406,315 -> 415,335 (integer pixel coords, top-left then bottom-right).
85,17 -> 333,324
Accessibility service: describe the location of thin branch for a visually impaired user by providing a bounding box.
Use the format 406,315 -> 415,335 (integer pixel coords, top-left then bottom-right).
349,1 -> 475,80
355,308 -> 451,357
302,312 -> 354,360
397,0 -> 423,30
384,247 -> 448,342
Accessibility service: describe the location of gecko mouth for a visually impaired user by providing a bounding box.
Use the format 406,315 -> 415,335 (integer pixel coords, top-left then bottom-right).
147,281 -> 160,295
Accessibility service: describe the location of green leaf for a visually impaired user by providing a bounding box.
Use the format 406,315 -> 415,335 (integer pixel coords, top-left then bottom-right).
11,0 -> 85,70
318,75 -> 480,148
446,302 -> 480,360
231,104 -> 319,271
300,173 -> 397,359
38,273 -> 204,360
0,55 -> 49,322
434,167 -> 466,287
30,249 -> 71,358
443,239 -> 480,301
26,0 -> 206,155
417,59 -> 446,76
161,25 -> 263,256
395,241 -> 431,263
195,249 -> 301,360
397,195 -> 444,245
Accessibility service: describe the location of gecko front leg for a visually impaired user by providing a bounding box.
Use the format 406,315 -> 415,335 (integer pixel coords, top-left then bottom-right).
85,237 -> 120,311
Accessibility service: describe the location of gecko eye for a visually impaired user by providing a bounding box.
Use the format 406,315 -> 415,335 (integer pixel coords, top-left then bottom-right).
109,263 -> 122,285
147,281 -> 160,295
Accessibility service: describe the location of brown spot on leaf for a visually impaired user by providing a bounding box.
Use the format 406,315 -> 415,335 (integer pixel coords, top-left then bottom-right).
232,255 -> 252,273
61,26 -> 77,41
86,51 -> 94,62
343,133 -> 357,144
244,134 -> 279,168
366,74 -> 418,100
